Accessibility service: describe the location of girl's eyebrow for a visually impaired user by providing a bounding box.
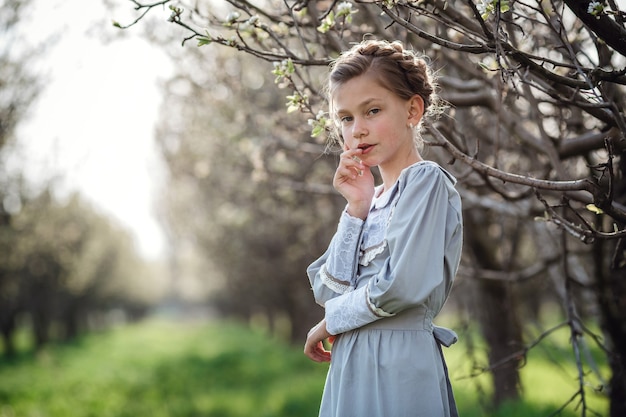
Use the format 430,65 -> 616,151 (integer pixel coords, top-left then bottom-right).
335,97 -> 380,114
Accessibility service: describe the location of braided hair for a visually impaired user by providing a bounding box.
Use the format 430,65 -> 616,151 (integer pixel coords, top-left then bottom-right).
327,40 -> 441,146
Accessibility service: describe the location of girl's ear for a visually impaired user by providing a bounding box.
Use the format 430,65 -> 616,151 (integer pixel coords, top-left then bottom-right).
407,94 -> 425,126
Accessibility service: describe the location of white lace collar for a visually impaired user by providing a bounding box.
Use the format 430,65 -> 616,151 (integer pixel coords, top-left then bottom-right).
373,182 -> 398,209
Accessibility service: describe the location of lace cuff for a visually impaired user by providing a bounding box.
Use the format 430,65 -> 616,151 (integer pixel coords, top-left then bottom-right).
323,210 -> 364,285
338,209 -> 364,231
320,264 -> 354,294
365,286 -> 395,318
325,285 -> 395,335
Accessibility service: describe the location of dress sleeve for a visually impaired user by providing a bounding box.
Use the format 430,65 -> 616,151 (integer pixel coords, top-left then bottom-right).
325,165 -> 461,335
306,210 -> 364,306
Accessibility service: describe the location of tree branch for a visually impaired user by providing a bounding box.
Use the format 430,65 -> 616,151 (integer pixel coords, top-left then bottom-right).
425,123 -> 600,194
564,0 -> 626,58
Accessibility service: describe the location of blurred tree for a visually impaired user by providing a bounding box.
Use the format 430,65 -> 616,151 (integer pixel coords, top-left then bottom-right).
0,0 -> 162,358
2,188 -> 157,352
118,0 -> 626,414
0,0 -> 41,358
0,0 -> 39,150
154,47 -> 343,342
50,194 -> 155,340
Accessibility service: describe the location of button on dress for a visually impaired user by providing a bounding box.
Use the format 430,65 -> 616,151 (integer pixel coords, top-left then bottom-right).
307,161 -> 463,417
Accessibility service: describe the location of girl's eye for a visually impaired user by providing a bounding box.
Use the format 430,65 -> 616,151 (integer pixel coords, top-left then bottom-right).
368,108 -> 380,116
340,116 -> 353,123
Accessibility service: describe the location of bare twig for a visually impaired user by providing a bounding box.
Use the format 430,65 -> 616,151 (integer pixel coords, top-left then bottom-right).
116,0 -> 170,29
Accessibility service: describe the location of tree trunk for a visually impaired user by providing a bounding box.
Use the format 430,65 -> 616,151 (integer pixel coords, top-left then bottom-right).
594,156 -> 626,416
0,315 -> 16,358
285,286 -> 321,345
594,237 -> 626,417
32,309 -> 49,349
594,153 -> 626,417
475,278 -> 523,405
465,211 -> 523,406
63,305 -> 80,341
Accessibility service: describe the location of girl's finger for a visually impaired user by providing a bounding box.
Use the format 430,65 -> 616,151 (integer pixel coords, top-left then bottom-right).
338,154 -> 364,178
313,342 -> 331,362
304,341 -> 331,362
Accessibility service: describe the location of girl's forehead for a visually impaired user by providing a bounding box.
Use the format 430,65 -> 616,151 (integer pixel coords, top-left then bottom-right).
332,76 -> 395,112
332,74 -> 391,101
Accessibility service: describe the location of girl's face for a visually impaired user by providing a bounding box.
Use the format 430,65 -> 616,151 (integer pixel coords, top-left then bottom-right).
333,73 -> 423,174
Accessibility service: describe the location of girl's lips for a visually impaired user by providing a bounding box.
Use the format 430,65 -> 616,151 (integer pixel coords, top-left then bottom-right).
358,144 -> 374,154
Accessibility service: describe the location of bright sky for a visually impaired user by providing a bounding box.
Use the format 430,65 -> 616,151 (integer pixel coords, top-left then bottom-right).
13,0 -> 173,260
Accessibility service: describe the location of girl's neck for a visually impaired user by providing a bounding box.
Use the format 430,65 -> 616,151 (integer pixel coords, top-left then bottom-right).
379,150 -> 423,191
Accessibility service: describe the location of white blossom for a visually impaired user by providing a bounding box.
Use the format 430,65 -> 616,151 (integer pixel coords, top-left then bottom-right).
587,1 -> 604,18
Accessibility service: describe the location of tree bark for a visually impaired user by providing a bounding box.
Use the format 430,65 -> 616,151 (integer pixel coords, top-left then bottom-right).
595,155 -> 626,416
465,211 -> 523,406
594,238 -> 626,417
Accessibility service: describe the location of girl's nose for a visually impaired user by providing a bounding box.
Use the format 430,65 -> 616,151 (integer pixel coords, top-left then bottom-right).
352,119 -> 367,139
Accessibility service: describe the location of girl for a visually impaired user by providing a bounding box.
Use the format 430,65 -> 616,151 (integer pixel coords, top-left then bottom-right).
304,39 -> 463,417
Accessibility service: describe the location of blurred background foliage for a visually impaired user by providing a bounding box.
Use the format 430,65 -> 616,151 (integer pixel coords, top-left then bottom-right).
2,0 -> 626,415
0,0 -> 167,360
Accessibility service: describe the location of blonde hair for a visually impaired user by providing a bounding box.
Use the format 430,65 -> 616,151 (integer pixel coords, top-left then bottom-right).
327,39 -> 441,146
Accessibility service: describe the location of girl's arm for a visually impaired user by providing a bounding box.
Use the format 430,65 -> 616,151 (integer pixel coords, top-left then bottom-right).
303,319 -> 332,362
324,164 -> 463,335
306,211 -> 364,306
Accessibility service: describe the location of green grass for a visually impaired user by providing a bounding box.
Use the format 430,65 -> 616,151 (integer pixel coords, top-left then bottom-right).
0,318 -> 610,417
0,320 -> 326,417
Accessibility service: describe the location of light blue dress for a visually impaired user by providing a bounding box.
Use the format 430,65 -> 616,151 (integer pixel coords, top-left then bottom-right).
307,161 -> 463,417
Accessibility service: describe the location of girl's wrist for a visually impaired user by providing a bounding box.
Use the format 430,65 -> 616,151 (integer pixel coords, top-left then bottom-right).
346,202 -> 369,220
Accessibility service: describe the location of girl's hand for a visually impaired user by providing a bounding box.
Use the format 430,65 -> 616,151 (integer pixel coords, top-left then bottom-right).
333,148 -> 375,220
304,319 -> 333,363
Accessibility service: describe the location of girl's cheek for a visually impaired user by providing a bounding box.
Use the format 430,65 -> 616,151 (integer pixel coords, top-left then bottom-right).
341,129 -> 351,148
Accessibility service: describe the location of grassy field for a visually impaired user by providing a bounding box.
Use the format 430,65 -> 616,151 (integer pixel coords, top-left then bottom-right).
0,318 -> 609,417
